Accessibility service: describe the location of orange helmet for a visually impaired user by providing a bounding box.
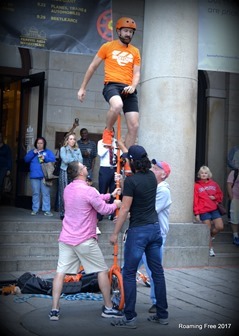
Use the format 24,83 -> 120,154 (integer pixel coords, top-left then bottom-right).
116,17 -> 137,31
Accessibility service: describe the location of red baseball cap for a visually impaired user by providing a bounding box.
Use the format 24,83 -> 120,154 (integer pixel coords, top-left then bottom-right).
152,159 -> 171,178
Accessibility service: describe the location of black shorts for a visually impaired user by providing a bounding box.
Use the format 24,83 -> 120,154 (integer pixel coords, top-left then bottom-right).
102,82 -> 139,113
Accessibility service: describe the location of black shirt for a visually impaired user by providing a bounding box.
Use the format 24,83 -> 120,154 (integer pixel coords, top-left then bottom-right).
123,170 -> 158,227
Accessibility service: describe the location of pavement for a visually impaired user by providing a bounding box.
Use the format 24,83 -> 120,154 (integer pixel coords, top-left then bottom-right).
0,206 -> 238,335
0,266 -> 238,336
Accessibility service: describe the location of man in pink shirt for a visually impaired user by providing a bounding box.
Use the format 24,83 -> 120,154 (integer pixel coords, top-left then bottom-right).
49,161 -> 122,321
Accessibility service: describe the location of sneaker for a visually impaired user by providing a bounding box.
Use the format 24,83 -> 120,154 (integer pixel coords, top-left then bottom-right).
49,309 -> 60,321
31,211 -> 37,215
44,211 -> 53,216
147,315 -> 169,325
102,129 -> 113,146
148,304 -> 157,313
233,237 -> 239,246
101,305 -> 123,319
111,317 -> 137,329
209,247 -> 215,257
96,226 -> 101,235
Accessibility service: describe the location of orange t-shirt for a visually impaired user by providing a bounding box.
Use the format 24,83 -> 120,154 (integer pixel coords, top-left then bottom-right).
97,40 -> 141,86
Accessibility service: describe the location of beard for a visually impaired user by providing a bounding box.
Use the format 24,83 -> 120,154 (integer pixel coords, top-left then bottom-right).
119,35 -> 132,45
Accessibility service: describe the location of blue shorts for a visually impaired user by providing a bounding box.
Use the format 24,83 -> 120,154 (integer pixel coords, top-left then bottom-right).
200,210 -> 221,221
102,82 -> 139,113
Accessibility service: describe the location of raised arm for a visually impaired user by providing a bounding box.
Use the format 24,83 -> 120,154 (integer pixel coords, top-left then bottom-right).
77,54 -> 103,102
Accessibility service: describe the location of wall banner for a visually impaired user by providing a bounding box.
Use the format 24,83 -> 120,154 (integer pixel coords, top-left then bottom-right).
198,0 -> 239,73
0,0 -> 112,55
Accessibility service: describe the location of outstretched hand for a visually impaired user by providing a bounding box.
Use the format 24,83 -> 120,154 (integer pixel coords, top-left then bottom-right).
77,88 -> 86,102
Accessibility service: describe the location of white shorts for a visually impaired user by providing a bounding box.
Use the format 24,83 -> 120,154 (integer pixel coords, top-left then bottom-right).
57,238 -> 109,274
230,199 -> 239,224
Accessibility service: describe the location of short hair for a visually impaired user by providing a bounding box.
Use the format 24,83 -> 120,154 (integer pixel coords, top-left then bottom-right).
34,137 -> 47,149
197,165 -> 212,179
80,128 -> 88,134
67,161 -> 81,180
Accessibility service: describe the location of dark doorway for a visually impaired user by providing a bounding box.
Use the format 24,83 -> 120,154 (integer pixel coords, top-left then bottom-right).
15,72 -> 45,209
195,70 -> 207,179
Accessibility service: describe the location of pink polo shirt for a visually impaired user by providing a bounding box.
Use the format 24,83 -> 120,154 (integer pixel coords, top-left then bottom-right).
59,179 -> 117,245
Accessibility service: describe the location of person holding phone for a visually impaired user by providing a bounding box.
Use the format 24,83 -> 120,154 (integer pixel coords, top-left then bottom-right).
24,137 -> 56,216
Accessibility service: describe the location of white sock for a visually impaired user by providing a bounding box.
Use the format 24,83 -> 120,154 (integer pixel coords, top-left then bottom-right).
233,233 -> 238,238
105,305 -> 113,310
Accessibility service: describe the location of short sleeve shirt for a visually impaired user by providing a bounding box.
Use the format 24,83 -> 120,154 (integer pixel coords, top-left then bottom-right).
123,170 -> 158,227
97,40 -> 141,86
227,170 -> 239,199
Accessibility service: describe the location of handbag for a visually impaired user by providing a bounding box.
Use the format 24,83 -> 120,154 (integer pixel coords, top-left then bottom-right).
41,162 -> 59,180
217,202 -> 227,216
53,158 -> 61,176
3,175 -> 12,193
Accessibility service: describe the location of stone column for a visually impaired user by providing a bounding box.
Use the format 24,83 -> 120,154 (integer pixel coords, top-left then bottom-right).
139,0 -> 198,223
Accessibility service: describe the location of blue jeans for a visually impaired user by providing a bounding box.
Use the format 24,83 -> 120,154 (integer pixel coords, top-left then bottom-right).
31,178 -> 51,212
138,236 -> 166,305
123,223 -> 168,320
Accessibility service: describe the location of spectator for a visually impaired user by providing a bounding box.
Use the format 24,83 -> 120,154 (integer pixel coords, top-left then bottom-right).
54,121 -> 79,212
227,145 -> 239,170
58,133 -> 83,219
193,165 -> 224,257
139,159 -> 172,314
49,161 -> 122,321
110,145 -> 168,329
24,137 -> 55,216
78,17 -> 140,149
97,129 -> 119,222
77,128 -> 97,180
0,132 -> 12,201
227,168 -> 239,246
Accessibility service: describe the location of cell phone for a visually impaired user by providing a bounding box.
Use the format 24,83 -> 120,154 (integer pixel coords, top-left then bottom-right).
74,118 -> 79,125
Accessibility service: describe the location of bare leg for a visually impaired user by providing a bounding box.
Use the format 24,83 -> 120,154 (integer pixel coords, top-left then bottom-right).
106,96 -> 123,130
124,112 -> 139,148
202,219 -> 213,247
97,270 -> 112,308
51,272 -> 65,310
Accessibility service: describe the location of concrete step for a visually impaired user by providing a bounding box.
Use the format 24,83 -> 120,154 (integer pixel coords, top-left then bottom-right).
0,253 -> 123,272
208,252 -> 239,266
0,217 -> 125,272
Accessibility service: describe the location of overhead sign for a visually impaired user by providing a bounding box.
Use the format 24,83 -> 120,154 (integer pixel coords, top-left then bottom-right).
198,0 -> 239,73
0,0 -> 112,55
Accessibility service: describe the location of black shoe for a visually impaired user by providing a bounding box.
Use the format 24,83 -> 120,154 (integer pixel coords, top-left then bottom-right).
148,304 -> 157,313
147,315 -> 168,325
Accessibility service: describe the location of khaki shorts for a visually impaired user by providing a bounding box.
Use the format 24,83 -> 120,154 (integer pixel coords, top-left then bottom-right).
57,238 -> 109,274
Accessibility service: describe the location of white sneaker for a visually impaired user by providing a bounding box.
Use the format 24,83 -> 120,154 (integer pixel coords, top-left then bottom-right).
96,226 -> 101,235
209,248 -> 215,257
